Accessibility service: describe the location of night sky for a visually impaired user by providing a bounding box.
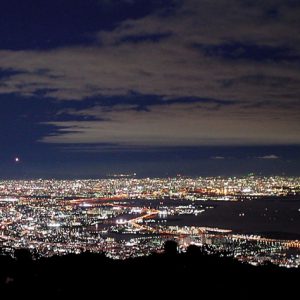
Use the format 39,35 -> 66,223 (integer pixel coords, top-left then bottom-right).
1,0 -> 300,179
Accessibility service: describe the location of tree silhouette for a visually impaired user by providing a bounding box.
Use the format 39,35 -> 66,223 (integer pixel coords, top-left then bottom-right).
163,240 -> 178,256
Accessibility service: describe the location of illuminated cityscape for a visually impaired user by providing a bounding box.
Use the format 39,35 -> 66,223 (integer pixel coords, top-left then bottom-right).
1,175 -> 299,268
1,1 -> 300,296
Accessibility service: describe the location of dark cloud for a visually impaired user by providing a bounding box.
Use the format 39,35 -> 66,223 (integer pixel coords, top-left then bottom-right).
196,43 -> 299,62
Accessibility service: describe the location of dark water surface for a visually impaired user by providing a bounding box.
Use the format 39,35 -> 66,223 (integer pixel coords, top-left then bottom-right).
163,197 -> 300,238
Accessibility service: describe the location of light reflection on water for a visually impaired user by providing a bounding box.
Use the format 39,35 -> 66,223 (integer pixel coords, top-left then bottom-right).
92,196 -> 300,240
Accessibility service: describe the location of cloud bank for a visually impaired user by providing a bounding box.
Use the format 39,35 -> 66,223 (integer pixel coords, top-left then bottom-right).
0,0 -> 299,102
1,0 -> 300,147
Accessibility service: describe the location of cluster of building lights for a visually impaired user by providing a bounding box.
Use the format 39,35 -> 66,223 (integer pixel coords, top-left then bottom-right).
0,176 -> 299,267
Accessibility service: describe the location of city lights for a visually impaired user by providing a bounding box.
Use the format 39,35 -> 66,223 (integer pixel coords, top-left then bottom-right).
0,175 -> 299,267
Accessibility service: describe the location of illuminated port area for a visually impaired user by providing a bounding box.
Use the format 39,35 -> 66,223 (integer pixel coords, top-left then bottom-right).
0,176 -> 299,267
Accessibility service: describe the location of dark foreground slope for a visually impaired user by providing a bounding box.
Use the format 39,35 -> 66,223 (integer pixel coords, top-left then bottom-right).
0,244 -> 299,299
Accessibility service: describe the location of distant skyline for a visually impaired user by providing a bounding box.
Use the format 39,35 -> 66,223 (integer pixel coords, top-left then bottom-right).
1,0 -> 300,178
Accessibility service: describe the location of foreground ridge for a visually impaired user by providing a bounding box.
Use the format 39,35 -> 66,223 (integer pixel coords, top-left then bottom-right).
0,243 -> 299,298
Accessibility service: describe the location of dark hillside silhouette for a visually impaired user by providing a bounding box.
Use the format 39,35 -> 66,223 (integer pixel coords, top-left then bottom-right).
0,242 -> 298,299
